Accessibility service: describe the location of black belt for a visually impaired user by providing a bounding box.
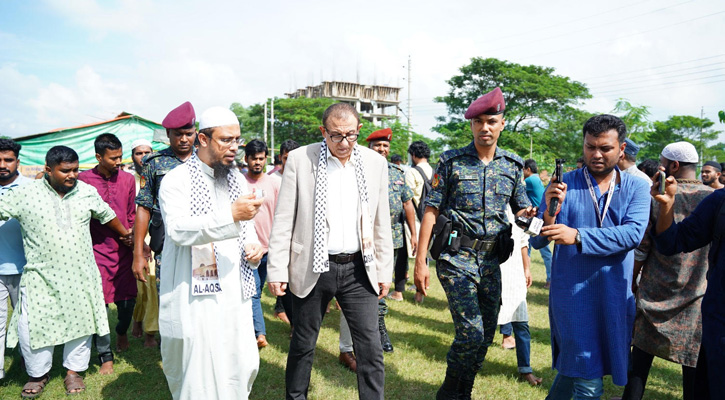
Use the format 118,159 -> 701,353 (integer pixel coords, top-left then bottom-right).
329,252 -> 361,264
459,235 -> 495,252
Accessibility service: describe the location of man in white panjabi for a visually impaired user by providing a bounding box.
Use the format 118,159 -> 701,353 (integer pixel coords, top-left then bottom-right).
497,206 -> 543,387
158,106 -> 265,400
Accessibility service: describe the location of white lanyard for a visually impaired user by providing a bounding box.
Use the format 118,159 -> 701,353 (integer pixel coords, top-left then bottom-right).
583,167 -> 617,228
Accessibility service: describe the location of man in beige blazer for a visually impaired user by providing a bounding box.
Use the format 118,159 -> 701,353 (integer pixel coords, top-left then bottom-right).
267,103 -> 393,400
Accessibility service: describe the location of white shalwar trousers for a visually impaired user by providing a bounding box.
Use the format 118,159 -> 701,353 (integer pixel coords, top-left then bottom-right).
18,287 -> 92,378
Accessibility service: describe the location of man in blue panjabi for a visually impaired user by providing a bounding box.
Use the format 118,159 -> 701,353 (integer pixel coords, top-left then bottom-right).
536,114 -> 650,399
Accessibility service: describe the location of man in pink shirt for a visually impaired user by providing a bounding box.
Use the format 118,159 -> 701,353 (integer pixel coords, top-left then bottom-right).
78,133 -> 138,375
244,139 -> 281,348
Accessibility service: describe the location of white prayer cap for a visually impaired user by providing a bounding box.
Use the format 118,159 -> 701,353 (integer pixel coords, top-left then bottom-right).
198,107 -> 240,130
661,141 -> 698,163
131,138 -> 152,150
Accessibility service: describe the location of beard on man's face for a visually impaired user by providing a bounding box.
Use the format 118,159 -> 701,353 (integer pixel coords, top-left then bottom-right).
211,161 -> 234,183
46,173 -> 77,194
133,161 -> 144,175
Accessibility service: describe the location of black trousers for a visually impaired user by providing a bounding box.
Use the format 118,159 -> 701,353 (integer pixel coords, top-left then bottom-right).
622,345 -> 702,400
95,299 -> 136,361
285,254 -> 384,400
393,244 -> 408,293
275,289 -> 296,327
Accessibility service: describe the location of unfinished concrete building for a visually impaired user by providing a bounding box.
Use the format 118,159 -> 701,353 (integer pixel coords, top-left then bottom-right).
286,81 -> 401,125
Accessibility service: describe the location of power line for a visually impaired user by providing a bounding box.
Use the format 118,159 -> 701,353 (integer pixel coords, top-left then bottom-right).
523,10 -> 725,60
582,54 -> 725,81
594,78 -> 725,97
592,74 -> 725,96
487,0 -> 693,53
586,61 -> 725,86
501,0 -> 653,40
589,67 -> 725,90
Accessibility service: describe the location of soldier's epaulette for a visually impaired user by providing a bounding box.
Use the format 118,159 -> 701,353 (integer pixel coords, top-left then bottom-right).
388,162 -> 404,173
497,148 -> 524,169
438,148 -> 466,164
143,152 -> 164,164
143,147 -> 172,164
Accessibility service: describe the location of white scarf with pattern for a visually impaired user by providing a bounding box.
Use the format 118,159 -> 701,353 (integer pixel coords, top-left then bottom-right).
187,154 -> 256,299
312,140 -> 376,273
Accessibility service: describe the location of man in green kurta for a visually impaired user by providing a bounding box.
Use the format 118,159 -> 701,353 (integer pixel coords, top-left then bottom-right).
0,146 -> 132,398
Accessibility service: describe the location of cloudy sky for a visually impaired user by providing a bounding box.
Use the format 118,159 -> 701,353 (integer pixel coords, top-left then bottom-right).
1,0 -> 724,142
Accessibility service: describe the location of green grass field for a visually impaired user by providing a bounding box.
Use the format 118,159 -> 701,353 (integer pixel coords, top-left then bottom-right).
0,250 -> 683,399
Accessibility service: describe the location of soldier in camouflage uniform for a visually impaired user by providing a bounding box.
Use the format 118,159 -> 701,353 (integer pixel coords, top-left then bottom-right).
368,128 -> 418,350
338,128 -> 418,370
132,102 -> 197,290
415,88 -> 535,400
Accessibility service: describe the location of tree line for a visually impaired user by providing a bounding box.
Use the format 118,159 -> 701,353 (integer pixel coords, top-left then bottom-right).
230,57 -> 724,170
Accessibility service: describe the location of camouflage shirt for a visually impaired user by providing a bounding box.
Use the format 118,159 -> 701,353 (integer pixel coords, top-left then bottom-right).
426,141 -> 530,241
135,147 -> 186,213
388,162 -> 414,249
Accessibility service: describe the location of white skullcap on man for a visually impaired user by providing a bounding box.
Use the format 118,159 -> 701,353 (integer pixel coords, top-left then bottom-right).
198,107 -> 240,130
131,138 -> 152,150
661,141 -> 699,163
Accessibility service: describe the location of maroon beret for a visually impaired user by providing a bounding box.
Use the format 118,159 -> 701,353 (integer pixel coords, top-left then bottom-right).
366,127 -> 393,142
464,87 -> 505,119
162,101 -> 196,129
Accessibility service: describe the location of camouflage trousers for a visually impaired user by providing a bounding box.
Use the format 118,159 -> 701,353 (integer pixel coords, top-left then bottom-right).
377,248 -> 401,317
436,252 -> 501,381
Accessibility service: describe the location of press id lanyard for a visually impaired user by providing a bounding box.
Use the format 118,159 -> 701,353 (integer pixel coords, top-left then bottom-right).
583,167 -> 617,228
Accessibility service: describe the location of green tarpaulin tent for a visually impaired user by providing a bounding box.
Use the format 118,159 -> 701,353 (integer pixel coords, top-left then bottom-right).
15,112 -> 168,176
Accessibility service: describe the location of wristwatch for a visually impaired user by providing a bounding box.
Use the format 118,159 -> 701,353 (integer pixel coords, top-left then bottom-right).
575,230 -> 581,245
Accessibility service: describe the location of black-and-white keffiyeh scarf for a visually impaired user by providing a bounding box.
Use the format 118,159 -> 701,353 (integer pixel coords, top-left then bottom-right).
187,154 -> 256,299
312,140 -> 375,273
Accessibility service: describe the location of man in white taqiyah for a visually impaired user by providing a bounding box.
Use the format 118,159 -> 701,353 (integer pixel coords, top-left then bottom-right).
157,106 -> 264,400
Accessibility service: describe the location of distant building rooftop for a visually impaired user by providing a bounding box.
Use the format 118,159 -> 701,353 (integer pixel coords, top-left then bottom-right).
286,81 -> 401,124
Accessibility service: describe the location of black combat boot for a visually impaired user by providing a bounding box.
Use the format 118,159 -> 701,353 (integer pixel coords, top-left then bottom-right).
436,370 -> 459,400
378,315 -> 394,353
457,376 -> 475,400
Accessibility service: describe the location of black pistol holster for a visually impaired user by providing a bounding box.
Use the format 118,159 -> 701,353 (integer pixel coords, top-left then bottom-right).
148,210 -> 165,254
493,223 -> 515,264
429,214 -> 453,260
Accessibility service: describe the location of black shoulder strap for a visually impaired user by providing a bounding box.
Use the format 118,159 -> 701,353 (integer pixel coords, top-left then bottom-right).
413,165 -> 430,182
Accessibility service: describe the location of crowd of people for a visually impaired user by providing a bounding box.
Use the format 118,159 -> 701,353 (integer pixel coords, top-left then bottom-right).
0,87 -> 723,400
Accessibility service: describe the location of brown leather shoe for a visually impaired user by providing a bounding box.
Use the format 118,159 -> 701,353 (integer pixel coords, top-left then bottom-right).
274,311 -> 291,325
338,351 -> 357,372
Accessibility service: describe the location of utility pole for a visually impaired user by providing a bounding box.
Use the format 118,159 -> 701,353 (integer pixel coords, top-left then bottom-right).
263,101 -> 268,149
270,99 -> 275,163
407,55 -> 412,162
699,106 -> 704,165
530,133 -> 533,159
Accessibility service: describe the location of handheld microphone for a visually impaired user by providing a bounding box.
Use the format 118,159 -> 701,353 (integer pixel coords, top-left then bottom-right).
548,159 -> 566,217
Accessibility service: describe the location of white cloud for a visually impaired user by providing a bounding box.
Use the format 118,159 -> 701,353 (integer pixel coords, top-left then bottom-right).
0,65 -> 43,136
2,0 -> 723,143
41,0 -> 152,39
